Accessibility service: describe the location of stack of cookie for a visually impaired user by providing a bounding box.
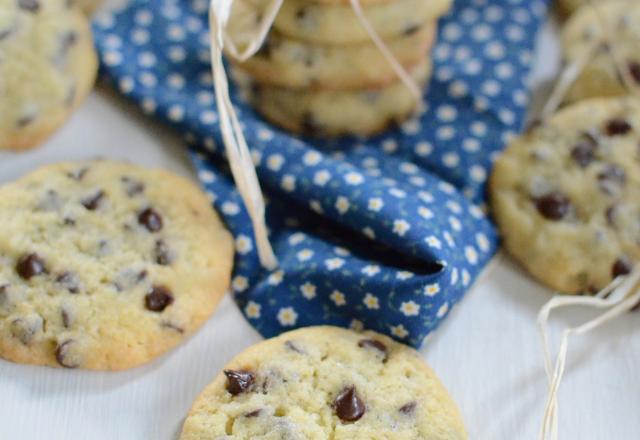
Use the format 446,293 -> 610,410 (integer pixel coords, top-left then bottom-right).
227,0 -> 453,137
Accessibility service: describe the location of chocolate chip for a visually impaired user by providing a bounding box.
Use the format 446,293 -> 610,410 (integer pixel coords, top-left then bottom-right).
334,386 -> 365,422
612,257 -> 633,279
145,285 -> 173,312
605,118 -> 632,136
598,164 -> 626,195
67,167 -> 88,181
16,253 -> 47,280
55,339 -> 81,368
224,369 -> 256,395
357,339 -> 388,362
628,61 -> 640,84
284,340 -> 305,354
81,190 -> 105,210
61,307 -> 72,328
244,409 -> 262,418
16,114 -> 36,127
605,205 -> 617,228
295,7 -> 307,20
10,315 -> 43,345
18,0 -> 39,12
570,135 -> 597,168
121,176 -> 145,196
399,401 -> 417,415
138,208 -> 163,232
63,217 -> 76,226
403,24 -> 420,36
256,33 -> 274,58
56,272 -> 79,293
154,240 -> 173,265
534,193 -> 571,221
0,285 -> 8,307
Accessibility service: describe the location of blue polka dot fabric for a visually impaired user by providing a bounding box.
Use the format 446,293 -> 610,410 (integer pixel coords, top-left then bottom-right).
92,0 -> 549,347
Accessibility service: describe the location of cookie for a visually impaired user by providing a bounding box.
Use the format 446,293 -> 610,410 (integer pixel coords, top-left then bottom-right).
0,160 -> 234,370
180,326 -> 467,440
73,0 -> 103,15
0,0 -> 98,151
236,60 -> 431,137
228,23 -> 436,91
237,0 -> 452,45
490,97 -> 640,294
561,1 -> 640,103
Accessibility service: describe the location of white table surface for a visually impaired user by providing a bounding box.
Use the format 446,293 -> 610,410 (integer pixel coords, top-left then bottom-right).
1,18 -> 638,440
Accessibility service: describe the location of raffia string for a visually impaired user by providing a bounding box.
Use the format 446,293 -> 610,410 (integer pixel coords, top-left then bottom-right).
537,267 -> 640,440
541,0 -> 640,119
208,0 -> 423,268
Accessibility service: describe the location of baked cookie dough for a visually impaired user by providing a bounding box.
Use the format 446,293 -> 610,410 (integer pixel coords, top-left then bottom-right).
0,160 -> 234,370
229,23 -> 436,90
0,0 -> 98,151
557,0 -> 624,18
561,1 -> 640,103
73,0 -> 103,15
490,97 -> 640,294
181,326 -> 467,440
236,60 -> 431,137
236,0 -> 452,45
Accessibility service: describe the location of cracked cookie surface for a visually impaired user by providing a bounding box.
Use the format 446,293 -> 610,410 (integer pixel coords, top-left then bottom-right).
181,326 -> 466,440
0,160 -> 234,370
490,97 -> 640,294
0,0 -> 97,151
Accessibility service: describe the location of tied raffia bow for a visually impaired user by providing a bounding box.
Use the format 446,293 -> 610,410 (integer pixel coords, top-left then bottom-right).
208,0 -> 423,269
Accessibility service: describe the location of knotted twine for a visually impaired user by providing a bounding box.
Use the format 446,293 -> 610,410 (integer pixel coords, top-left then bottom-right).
207,0 -> 424,269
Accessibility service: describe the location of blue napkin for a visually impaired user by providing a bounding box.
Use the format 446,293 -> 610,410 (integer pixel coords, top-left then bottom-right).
92,0 -> 548,347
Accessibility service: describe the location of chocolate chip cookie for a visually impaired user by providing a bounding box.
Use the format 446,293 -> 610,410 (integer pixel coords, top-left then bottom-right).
561,1 -> 640,103
228,23 -> 436,90
490,97 -> 640,294
73,0 -> 103,15
236,60 -> 431,137
0,160 -> 234,370
0,0 -> 98,151
180,326 -> 467,440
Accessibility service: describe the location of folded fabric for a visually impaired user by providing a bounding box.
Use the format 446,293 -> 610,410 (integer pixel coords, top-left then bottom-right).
92,0 -> 549,347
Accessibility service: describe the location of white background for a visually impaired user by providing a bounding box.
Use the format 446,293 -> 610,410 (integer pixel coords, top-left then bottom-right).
0,17 -> 639,440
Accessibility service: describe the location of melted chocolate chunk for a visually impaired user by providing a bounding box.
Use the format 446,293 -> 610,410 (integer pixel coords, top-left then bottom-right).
16,114 -> 36,127
224,369 -> 256,395
256,33 -> 274,58
612,257 -> 632,279
56,272 -> 79,293
244,409 -> 262,418
399,401 -> 417,415
67,167 -> 88,181
145,286 -> 174,312
605,118 -> 632,136
300,113 -> 324,136
154,240 -> 173,265
63,217 -> 76,226
16,253 -> 47,280
334,386 -> 365,422
534,193 -> 571,221
18,0 -> 39,12
629,61 -> 640,84
55,339 -> 80,368
138,208 -> 163,232
121,176 -> 145,196
357,339 -> 388,362
570,135 -> 597,168
598,164 -> 626,195
295,7 -> 307,20
81,190 -> 105,210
